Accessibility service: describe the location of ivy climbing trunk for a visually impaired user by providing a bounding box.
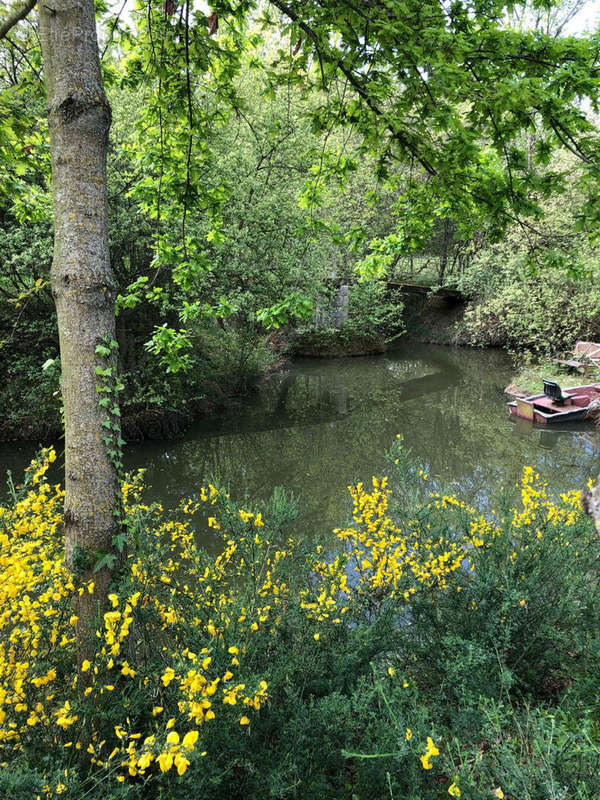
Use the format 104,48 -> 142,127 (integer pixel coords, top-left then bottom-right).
38,0 -> 120,654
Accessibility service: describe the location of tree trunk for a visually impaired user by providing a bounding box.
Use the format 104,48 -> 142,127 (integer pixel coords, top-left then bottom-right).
38,0 -> 120,654
582,480 -> 600,534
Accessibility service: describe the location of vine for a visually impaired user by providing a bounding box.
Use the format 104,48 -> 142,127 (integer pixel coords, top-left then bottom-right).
94,336 -> 127,571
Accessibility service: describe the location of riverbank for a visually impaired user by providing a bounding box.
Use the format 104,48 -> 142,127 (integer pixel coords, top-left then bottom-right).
503,364 -> 571,400
292,288 -> 469,359
291,329 -> 387,357
402,293 -> 468,345
0,337 -> 289,444
504,359 -> 600,401
403,294 -> 600,401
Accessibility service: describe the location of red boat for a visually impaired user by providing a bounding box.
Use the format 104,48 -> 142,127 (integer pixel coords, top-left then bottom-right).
508,380 -> 600,424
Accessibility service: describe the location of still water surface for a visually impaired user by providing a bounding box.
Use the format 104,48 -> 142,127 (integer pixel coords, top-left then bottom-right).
2,343 -> 600,537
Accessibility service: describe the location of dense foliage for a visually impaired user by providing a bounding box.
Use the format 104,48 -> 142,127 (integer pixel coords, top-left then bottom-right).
2,2 -> 600,798
1,442 -> 599,799
1,1 -> 600,436
453,154 -> 600,354
0,29 -> 402,437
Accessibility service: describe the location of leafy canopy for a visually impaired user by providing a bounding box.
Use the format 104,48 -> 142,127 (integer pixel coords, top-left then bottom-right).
0,0 -> 598,356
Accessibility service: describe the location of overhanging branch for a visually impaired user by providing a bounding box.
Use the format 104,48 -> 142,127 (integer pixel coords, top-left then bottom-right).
268,0 -> 437,176
0,0 -> 36,41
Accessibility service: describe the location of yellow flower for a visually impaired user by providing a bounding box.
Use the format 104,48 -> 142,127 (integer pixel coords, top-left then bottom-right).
493,790 -> 504,799
158,751 -> 173,773
240,716 -> 250,725
121,661 -> 136,678
182,730 -> 199,750
387,666 -> 395,677
161,667 -> 175,687
152,706 -> 163,716
405,728 -> 412,741
129,591 -> 140,606
448,783 -> 461,797
426,736 -> 439,757
420,736 -> 439,769
137,751 -> 153,770
81,659 -> 91,672
313,633 -> 320,641
174,753 -> 190,775
166,731 -> 180,747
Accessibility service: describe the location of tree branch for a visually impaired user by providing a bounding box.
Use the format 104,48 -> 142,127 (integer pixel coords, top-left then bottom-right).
4,34 -> 43,81
268,0 -> 437,176
0,0 -> 37,41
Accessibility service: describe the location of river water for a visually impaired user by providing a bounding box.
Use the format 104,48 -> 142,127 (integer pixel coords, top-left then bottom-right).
2,343 -> 600,539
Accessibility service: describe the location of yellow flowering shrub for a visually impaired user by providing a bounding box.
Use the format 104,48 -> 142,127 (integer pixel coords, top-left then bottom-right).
0,444 -> 598,800
0,449 -> 71,748
303,471 -> 503,622
0,454 -> 287,794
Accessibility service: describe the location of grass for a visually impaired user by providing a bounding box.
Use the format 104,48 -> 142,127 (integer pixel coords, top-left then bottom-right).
510,360 -> 600,395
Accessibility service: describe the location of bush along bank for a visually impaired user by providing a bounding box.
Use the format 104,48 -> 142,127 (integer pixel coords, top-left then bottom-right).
1,440 -> 600,800
457,274 -> 600,355
0,319 -> 283,443
292,281 -> 405,358
291,327 -> 387,357
0,280 -> 405,441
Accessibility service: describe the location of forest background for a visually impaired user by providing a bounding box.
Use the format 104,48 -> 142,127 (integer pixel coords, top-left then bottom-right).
1,0 -> 599,442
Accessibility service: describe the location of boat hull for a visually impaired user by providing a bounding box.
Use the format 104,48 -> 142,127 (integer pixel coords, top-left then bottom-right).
508,383 -> 600,425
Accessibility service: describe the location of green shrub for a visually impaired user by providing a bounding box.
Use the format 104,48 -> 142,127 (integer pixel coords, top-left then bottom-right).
1,443 -> 599,799
459,274 -> 600,355
294,280 -> 404,356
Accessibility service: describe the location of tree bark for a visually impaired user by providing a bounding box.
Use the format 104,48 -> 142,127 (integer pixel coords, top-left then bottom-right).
582,480 -> 600,534
38,0 -> 120,653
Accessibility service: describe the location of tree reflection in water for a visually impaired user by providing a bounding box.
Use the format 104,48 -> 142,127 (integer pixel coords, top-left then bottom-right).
2,343 -> 599,547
